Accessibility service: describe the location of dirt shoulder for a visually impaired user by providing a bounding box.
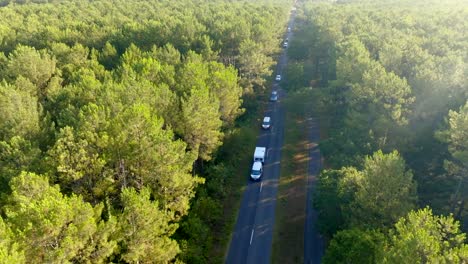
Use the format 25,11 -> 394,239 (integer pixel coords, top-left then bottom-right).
272,89 -> 314,264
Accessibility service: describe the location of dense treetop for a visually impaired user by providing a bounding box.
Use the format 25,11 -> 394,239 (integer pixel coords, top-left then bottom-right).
0,0 -> 293,262
286,0 -> 468,262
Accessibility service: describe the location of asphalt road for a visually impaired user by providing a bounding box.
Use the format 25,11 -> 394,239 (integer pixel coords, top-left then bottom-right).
304,117 -> 325,263
225,9 -> 296,264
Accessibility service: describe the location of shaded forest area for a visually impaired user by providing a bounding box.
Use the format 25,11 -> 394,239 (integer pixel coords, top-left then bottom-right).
286,0 -> 467,262
0,0 -> 293,262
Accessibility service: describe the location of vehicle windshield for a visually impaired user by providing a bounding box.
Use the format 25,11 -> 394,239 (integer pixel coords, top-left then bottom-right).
251,170 -> 261,175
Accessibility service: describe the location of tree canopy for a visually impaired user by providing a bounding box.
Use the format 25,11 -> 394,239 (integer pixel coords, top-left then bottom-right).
294,0 -> 468,260
0,0 -> 294,262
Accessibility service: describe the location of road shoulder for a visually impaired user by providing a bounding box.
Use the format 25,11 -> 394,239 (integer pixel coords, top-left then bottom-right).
272,89 -> 314,264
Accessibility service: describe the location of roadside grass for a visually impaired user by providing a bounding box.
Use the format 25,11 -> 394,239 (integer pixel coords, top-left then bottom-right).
272,88 -> 315,264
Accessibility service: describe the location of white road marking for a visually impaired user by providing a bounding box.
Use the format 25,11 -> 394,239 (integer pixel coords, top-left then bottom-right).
250,229 -> 255,245
267,148 -> 273,159
260,181 -> 263,192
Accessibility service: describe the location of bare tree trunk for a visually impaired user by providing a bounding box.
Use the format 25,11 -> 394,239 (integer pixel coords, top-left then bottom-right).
119,157 -> 128,188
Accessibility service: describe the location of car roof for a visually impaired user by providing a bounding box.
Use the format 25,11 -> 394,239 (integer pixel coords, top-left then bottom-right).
263,116 -> 271,122
252,161 -> 262,170
272,90 -> 278,94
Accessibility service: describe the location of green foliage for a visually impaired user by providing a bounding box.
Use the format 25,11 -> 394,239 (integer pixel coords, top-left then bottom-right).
345,150 -> 417,229
0,82 -> 40,141
109,103 -> 202,218
5,45 -> 56,99
383,207 -> 468,263
297,0 -> 468,261
178,196 -> 222,263
300,0 -> 467,227
351,64 -> 413,125
323,228 -> 384,264
47,125 -> 113,202
0,0 -> 292,261
0,217 -> 25,264
238,39 -> 275,91
284,62 -> 306,91
179,83 -> 223,161
436,101 -> 468,220
0,136 -> 41,193
437,102 -> 468,177
336,36 -> 373,85
3,172 -> 116,263
313,169 -> 347,237
207,62 -> 244,126
49,42 -> 89,80
98,42 -> 118,69
118,187 -> 180,263
315,151 -> 417,235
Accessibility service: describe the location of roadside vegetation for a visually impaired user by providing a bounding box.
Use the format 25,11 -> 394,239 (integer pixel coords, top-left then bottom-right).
294,0 -> 468,262
272,88 -> 312,264
271,8 -> 332,262
0,0 -> 294,262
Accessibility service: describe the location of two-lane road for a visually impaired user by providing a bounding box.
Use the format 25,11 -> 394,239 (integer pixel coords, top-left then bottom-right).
226,8 -> 296,264
304,117 -> 325,263
226,88 -> 285,264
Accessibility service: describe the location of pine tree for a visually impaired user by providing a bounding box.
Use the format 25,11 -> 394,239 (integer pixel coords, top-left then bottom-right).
344,150 -> 417,228
383,207 -> 468,263
4,172 -> 116,263
118,187 -> 180,263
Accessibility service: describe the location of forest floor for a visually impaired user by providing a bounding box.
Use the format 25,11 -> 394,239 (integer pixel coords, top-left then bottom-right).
272,89 -> 314,263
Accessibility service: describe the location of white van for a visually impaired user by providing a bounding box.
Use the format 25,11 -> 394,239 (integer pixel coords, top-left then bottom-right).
254,147 -> 266,163
251,161 -> 263,180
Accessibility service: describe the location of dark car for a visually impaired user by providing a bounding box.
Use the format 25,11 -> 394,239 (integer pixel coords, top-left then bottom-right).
270,91 -> 278,102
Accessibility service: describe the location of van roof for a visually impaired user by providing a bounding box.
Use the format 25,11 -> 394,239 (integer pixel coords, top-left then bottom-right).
263,116 -> 271,122
255,147 -> 266,153
252,161 -> 262,170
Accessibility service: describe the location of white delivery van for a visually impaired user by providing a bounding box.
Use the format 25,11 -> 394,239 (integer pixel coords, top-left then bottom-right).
250,161 -> 263,180
254,147 -> 266,163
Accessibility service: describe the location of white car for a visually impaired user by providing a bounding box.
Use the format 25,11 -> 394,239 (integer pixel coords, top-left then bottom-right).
250,161 -> 263,180
262,116 -> 271,129
287,26 -> 291,32
283,42 -> 288,48
275,75 -> 281,81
